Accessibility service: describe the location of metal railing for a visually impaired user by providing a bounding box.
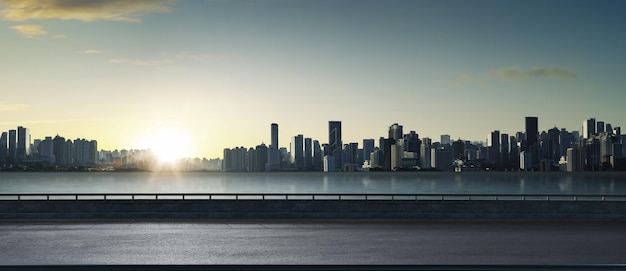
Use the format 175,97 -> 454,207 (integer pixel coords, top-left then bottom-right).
0,193 -> 625,202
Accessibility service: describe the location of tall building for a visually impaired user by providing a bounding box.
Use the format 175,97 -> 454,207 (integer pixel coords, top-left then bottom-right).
597,121 -> 605,134
0,132 -> 7,162
8,129 -> 17,161
440,134 -> 451,146
525,117 -> 538,148
501,133 -> 510,166
290,134 -> 304,169
362,139 -> 375,164
16,126 -> 30,161
270,123 -> 278,148
583,118 -> 596,139
304,137 -> 313,170
388,123 -> 403,140
490,130 -> 501,165
53,135 -> 67,165
328,121 -> 342,171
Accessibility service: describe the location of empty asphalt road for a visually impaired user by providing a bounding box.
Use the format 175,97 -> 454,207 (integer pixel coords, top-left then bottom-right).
1,219 -> 625,265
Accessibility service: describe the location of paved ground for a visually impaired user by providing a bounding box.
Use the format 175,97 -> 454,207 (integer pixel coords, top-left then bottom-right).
1,219 -> 625,265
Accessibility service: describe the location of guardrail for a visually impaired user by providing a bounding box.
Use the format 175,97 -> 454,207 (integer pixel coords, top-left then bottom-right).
1,193 -> 625,201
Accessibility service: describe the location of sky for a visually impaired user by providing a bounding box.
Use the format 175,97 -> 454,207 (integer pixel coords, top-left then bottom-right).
1,0 -> 626,159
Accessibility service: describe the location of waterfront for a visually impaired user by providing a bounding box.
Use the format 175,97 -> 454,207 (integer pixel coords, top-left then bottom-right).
0,172 -> 624,195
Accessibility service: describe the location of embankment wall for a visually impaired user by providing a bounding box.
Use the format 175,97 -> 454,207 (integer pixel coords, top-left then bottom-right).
1,200 -> 625,219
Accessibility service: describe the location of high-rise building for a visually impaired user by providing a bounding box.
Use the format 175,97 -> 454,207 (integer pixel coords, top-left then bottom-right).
440,134 -> 451,146
271,123 -> 278,148
304,137 -> 313,170
490,130 -> 501,165
362,139 -> 375,164
53,135 -> 67,165
254,143 -> 268,172
525,117 -> 538,148
0,132 -> 7,162
328,121 -> 342,171
583,118 -> 596,139
501,133 -> 509,166
388,123 -> 403,140
290,135 -> 304,169
597,121 -> 605,134
8,129 -> 17,161
16,126 -> 30,161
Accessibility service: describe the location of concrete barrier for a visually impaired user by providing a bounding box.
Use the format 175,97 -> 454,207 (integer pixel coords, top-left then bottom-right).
1,200 -> 625,219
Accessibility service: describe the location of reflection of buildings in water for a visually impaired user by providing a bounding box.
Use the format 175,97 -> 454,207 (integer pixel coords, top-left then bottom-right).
599,178 -> 615,194
519,178 -> 525,194
322,175 -> 329,193
558,176 -> 573,193
454,174 -> 463,189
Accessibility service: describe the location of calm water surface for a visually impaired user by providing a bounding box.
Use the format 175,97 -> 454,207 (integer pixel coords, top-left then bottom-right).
0,172 -> 625,194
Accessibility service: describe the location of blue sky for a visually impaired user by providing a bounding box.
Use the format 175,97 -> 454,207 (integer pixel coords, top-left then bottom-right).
1,0 -> 625,158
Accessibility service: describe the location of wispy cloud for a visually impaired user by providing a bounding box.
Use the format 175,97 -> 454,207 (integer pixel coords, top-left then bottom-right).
487,67 -> 578,81
452,66 -> 578,87
109,58 -> 173,66
52,34 -> 66,39
81,49 -> 104,54
0,102 -> 29,111
0,0 -> 176,22
9,24 -> 47,38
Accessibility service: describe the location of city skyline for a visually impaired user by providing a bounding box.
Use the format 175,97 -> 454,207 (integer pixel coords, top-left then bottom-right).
2,0 -> 626,159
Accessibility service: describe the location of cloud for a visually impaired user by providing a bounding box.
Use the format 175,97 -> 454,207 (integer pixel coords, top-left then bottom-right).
452,66 -> 578,87
0,0 -> 176,22
52,34 -> 66,39
81,49 -> 104,54
109,58 -> 173,66
9,24 -> 47,37
487,67 -> 578,81
0,103 -> 29,111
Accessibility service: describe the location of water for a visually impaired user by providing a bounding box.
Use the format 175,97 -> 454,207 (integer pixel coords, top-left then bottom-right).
0,171 -> 624,195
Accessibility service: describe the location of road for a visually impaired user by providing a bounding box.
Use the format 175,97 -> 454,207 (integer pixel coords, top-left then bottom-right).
0,219 -> 625,265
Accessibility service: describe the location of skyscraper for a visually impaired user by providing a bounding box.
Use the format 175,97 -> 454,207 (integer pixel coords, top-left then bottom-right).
290,134 -> 304,169
16,126 -> 30,161
328,121 -> 342,171
8,129 -> 16,161
362,139 -> 375,164
583,118 -> 596,139
388,123 -> 403,140
440,134 -> 451,146
270,123 -> 278,149
0,132 -> 7,162
525,117 -> 538,148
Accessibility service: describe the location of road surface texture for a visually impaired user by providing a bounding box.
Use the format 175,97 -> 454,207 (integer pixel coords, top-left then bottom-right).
0,219 -> 625,265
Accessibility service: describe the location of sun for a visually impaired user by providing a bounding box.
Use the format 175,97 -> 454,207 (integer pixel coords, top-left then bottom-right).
143,129 -> 190,163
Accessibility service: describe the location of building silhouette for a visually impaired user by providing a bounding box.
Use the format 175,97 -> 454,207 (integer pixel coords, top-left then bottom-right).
326,121 -> 342,172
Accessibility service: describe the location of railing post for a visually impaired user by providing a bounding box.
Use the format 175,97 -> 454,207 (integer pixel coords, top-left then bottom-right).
75,195 -> 78,201
156,195 -> 159,200
182,195 -> 185,200
104,195 -> 107,201
391,195 -> 394,201
365,195 -> 368,201
132,195 -> 134,200
236,195 -> 238,201
312,195 -> 315,201
46,195 -> 49,201
262,195 -> 265,201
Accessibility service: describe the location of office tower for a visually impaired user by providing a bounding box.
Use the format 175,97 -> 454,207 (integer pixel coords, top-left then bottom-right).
0,132 -> 7,161
313,140 -> 323,170
53,135 -> 67,165
304,138 -> 312,170
440,134 -> 451,146
362,139 -> 375,163
431,147 -> 453,171
343,142 -> 359,171
583,118 -> 596,139
271,123 -> 278,148
597,121 -> 605,134
16,126 -> 30,161
255,143 -> 268,172
501,134 -> 509,166
328,121 -> 342,171
490,130 -> 501,165
606,123 -> 613,135
247,147 -> 256,172
566,147 -> 582,172
388,123 -> 403,140
452,140 -> 465,160
525,117 -> 538,148
390,143 -> 403,170
420,137 -> 432,169
614,127 -> 621,137
8,129 -> 16,161
291,135 -> 304,169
